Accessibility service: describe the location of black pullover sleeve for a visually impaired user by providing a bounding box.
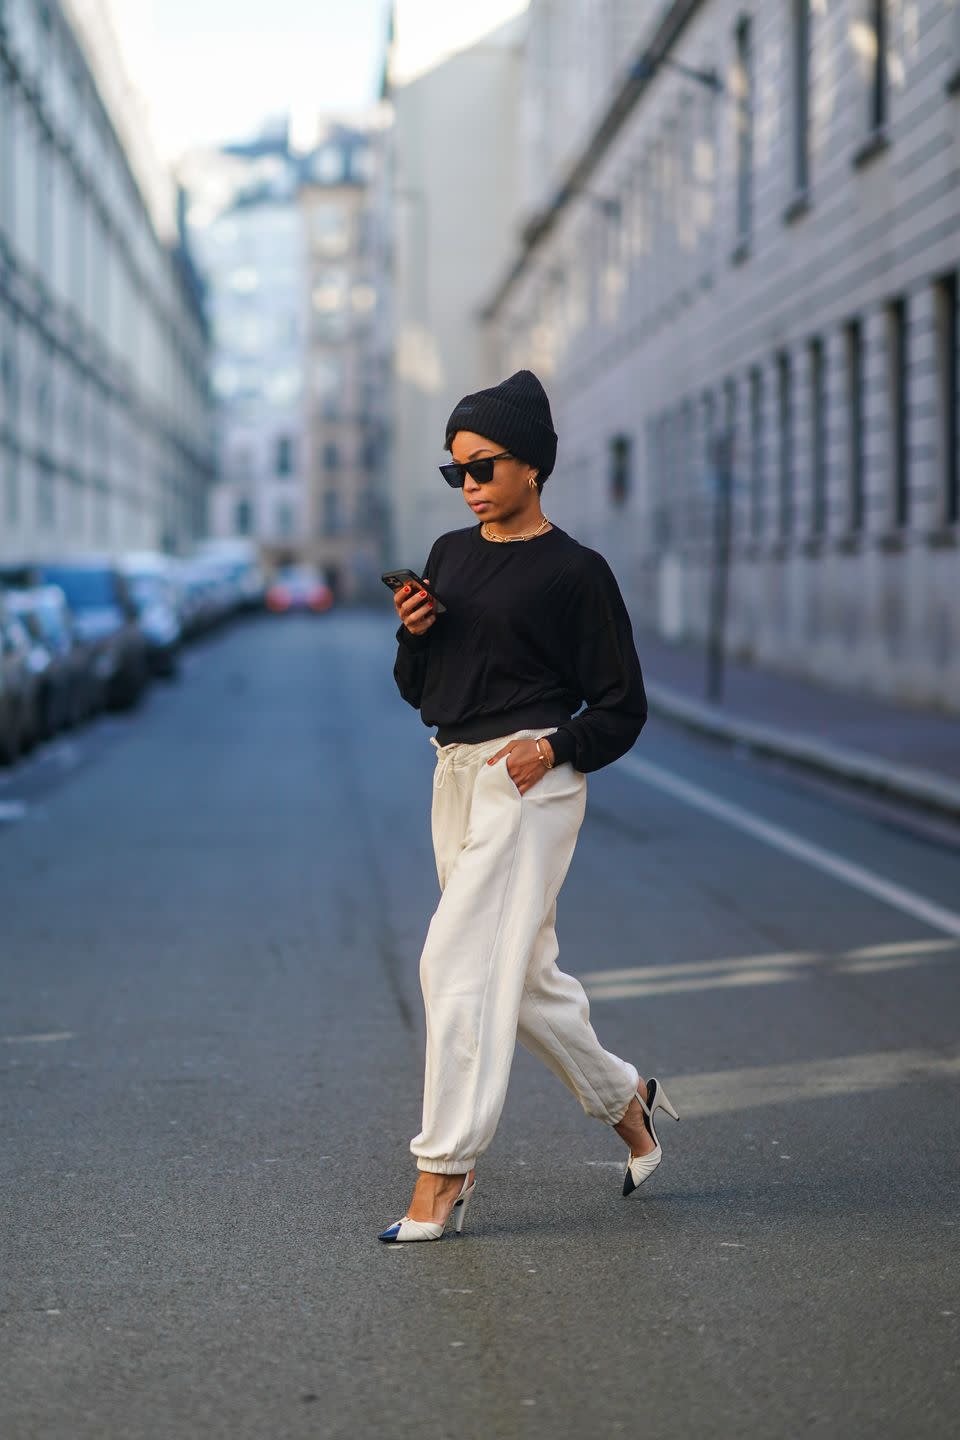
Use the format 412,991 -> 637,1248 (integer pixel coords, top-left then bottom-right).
392,540 -> 438,709
547,552 -> 648,773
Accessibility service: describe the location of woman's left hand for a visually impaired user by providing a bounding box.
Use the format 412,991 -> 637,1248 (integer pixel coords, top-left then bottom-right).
485,738 -> 555,795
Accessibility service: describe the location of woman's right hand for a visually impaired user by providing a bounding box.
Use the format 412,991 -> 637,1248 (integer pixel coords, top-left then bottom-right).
395,579 -> 436,637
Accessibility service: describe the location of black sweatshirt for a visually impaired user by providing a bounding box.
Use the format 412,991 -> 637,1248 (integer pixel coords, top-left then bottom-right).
392,522 -> 647,774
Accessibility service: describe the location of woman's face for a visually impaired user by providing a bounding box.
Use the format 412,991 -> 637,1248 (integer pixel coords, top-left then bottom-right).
449,430 -> 539,521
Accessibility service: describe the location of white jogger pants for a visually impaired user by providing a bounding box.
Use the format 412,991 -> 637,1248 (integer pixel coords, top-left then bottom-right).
409,727 -> 640,1174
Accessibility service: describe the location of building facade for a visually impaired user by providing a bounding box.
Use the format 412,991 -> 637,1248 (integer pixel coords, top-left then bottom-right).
183,126 -> 310,571
483,0 -> 960,713
381,5 -> 527,571
300,124 -> 387,600
184,120 -> 388,599
0,0 -> 214,563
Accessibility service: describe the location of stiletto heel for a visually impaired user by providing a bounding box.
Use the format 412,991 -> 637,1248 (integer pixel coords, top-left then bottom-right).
378,1172 -> 477,1243
451,1186 -> 473,1235
621,1075 -> 680,1197
655,1082 -> 680,1123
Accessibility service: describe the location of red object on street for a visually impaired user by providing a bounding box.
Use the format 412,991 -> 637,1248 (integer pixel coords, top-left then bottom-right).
266,568 -> 333,615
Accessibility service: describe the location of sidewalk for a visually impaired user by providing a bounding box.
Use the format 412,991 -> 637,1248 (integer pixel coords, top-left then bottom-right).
635,631 -> 960,821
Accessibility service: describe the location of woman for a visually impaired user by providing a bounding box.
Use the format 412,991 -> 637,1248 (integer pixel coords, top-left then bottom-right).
381,369 -> 679,1243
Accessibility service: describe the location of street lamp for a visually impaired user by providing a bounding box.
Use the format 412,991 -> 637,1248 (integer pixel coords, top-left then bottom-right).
632,54 -> 723,94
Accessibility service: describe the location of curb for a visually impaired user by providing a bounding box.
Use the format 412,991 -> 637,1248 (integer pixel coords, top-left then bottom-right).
645,682 -> 960,822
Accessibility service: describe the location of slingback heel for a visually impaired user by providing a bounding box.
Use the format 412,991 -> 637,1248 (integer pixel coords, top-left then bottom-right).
378,1171 -> 477,1243
451,1184 -> 474,1235
622,1076 -> 680,1197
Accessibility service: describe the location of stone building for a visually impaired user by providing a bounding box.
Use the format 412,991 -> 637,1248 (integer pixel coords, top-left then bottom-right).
184,119 -> 388,599
380,2 -> 528,572
0,0 -> 214,563
182,124 -> 310,571
482,0 -> 960,713
300,123 -> 386,600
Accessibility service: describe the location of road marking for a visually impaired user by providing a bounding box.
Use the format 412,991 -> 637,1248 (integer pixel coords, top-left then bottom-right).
1,1031 -> 75,1044
619,755 -> 960,940
641,1047 -> 960,1119
585,938 -> 956,986
583,938 -> 958,1000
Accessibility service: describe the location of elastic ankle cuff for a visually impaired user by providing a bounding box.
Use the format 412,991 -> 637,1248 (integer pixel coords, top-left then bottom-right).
610,1069 -> 641,1125
415,1156 -> 476,1175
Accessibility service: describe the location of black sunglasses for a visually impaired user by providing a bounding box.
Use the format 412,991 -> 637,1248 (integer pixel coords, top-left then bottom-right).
439,451 -> 514,488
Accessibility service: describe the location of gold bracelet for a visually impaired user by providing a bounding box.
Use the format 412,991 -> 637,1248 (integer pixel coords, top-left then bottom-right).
535,737 -> 554,769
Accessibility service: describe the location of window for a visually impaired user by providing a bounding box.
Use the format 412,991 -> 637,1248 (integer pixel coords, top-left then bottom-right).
680,398 -> 696,541
792,0 -> 811,195
4,445 -> 18,526
748,366 -> 764,539
722,378 -> 737,530
276,502 -> 294,538
776,352 -> 793,539
887,299 -> 908,528
702,389 -> 716,544
275,434 -> 294,476
733,16 -> 754,251
235,499 -> 252,535
609,433 -> 631,507
934,273 -> 959,526
951,3 -> 960,92
312,272 -> 347,313
869,1 -> 888,133
0,74 -> 15,237
647,418 -> 664,544
810,338 -> 827,536
323,488 -> 341,534
324,441 -> 340,472
310,201 -> 349,257
312,147 -> 344,185
845,319 -> 865,532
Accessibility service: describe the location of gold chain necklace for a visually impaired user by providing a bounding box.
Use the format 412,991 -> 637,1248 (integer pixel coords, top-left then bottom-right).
480,515 -> 551,543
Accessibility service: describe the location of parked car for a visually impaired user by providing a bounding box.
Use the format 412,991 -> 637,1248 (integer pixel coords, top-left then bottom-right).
266,566 -> 334,614
5,586 -> 92,737
118,558 -> 183,678
173,559 -> 219,637
12,561 -> 150,711
0,591 -> 39,764
192,539 -> 266,612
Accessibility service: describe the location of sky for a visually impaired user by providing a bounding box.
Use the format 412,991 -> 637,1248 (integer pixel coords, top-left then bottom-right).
107,0 -> 391,161
107,0 -> 529,164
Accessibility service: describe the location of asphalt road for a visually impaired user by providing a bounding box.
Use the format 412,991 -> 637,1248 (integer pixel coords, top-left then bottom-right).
1,612 -> 958,1440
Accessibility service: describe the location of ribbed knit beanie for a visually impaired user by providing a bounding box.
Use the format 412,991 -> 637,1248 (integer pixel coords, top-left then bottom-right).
444,369 -> 558,482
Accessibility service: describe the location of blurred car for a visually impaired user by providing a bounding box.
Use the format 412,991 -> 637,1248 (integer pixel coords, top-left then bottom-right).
266,566 -> 334,614
19,561 -> 149,711
5,585 -> 92,737
176,558 -> 232,636
0,590 -> 39,764
192,539 -> 266,612
118,558 -> 183,678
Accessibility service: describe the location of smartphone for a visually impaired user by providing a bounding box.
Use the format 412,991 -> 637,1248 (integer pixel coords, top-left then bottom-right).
380,568 -> 447,615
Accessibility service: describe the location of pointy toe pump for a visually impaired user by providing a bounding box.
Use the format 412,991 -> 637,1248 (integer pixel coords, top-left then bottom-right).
378,1172 -> 476,1243
622,1076 -> 680,1197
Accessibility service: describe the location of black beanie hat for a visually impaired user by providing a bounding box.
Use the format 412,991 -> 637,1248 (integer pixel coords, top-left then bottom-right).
444,369 -> 558,482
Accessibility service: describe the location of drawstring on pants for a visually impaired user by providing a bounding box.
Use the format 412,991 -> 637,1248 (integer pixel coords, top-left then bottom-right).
429,735 -> 458,790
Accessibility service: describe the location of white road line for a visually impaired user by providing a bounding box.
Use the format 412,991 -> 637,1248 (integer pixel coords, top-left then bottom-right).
1,1031 -> 75,1044
619,754 -> 960,941
649,1047 -> 960,1119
